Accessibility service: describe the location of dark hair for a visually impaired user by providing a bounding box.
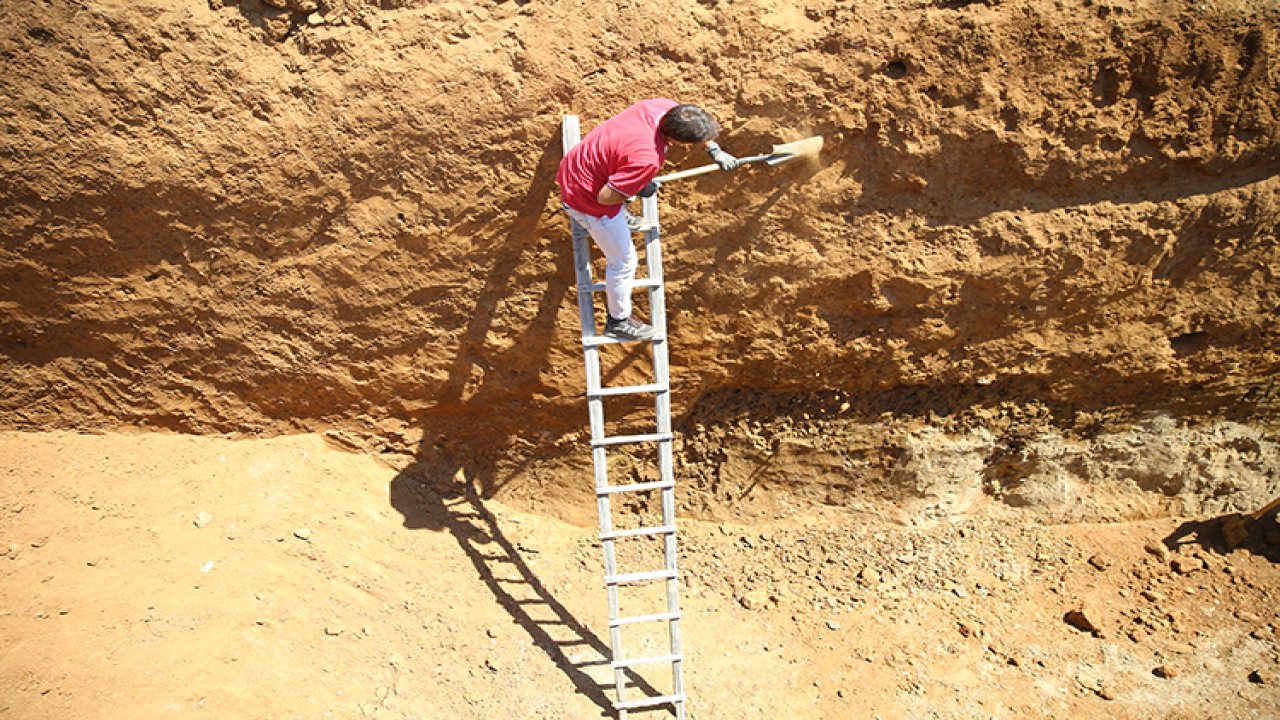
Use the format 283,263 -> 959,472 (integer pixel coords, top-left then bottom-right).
659,104 -> 721,142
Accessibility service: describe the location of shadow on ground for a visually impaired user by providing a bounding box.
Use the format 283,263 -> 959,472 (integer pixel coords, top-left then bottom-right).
1163,512 -> 1280,564
389,454 -> 667,717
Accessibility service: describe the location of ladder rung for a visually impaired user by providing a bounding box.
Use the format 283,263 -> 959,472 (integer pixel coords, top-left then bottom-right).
579,278 -> 662,293
592,432 -> 672,447
582,334 -> 665,347
610,611 -> 681,627
612,653 -> 683,669
605,569 -> 678,585
615,693 -> 686,711
587,382 -> 667,397
599,525 -> 676,541
596,480 -> 674,496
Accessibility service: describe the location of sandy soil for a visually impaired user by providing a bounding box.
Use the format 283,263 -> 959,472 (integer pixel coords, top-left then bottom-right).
2,431 -> 1276,719
3,1 -> 1280,717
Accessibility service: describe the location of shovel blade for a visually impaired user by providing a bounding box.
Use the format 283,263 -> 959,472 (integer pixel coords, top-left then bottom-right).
765,136 -> 824,165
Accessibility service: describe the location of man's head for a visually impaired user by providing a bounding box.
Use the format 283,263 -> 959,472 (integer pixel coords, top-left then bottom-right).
659,104 -> 721,144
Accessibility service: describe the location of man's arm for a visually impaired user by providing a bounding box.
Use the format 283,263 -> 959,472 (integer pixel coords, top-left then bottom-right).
597,185 -> 628,205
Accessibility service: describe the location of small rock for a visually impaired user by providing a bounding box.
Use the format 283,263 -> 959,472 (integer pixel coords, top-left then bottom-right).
858,566 -> 881,585
294,528 -> 312,541
306,12 -> 325,25
194,512 -> 213,528
740,589 -> 771,611
1171,556 -> 1204,575
1153,664 -> 1179,679
324,625 -> 344,636
1141,589 -> 1164,603
1096,685 -> 1116,700
1249,668 -> 1273,685
1064,609 -> 1099,635
1143,543 -> 1170,562
826,620 -> 841,631
1087,554 -> 1111,571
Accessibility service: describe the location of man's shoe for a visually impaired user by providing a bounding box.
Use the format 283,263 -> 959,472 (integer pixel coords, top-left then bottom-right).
604,315 -> 657,342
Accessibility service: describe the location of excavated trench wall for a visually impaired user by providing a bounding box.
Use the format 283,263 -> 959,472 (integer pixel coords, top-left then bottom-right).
2,0 -> 1278,521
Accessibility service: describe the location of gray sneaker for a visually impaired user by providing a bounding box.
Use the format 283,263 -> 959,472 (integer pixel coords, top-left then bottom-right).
604,315 -> 656,342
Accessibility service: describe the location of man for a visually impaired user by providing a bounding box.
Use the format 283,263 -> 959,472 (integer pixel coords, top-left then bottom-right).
558,99 -> 739,341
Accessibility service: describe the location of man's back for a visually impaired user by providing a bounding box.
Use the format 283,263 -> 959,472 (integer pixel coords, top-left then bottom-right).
557,98 -> 677,218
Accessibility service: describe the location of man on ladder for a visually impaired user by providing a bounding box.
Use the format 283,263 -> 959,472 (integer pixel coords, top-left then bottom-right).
556,99 -> 740,341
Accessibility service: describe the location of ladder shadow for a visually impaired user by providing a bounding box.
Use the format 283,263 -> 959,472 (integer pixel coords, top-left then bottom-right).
389,459 -> 666,715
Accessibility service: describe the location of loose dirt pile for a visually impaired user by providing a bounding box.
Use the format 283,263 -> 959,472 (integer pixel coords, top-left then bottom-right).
1,0 -> 1279,717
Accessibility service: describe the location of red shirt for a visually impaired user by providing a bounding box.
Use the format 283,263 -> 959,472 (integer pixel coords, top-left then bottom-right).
558,98 -> 678,218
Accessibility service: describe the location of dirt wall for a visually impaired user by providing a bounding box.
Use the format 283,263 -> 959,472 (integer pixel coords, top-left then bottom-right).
2,0 -> 1278,513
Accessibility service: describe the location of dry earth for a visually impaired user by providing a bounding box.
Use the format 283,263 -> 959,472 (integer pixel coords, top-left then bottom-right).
2,0 -> 1280,718
1,431 -> 1277,719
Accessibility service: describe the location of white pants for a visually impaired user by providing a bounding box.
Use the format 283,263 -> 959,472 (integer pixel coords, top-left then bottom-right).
564,205 -> 637,320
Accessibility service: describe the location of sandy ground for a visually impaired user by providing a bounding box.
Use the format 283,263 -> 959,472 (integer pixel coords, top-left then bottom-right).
3,1 -> 1279,718
2,431 -> 1276,719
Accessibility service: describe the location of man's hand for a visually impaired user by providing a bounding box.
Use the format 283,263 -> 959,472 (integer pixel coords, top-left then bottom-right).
706,141 -> 739,171
637,181 -> 659,198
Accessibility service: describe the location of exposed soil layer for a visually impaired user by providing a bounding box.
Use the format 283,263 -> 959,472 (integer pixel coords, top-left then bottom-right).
2,0 -> 1279,514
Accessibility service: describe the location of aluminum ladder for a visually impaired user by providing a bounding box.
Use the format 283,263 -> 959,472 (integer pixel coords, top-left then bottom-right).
561,115 -> 687,720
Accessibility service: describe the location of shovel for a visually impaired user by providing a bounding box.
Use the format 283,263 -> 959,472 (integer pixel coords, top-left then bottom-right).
654,135 -> 824,185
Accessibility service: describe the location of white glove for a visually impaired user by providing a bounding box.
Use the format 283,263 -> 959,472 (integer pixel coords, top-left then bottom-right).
706,141 -> 739,171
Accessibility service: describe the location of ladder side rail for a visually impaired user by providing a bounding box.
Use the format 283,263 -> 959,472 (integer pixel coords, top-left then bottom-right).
643,193 -> 687,719
563,115 -> 599,342
563,115 -> 633,715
